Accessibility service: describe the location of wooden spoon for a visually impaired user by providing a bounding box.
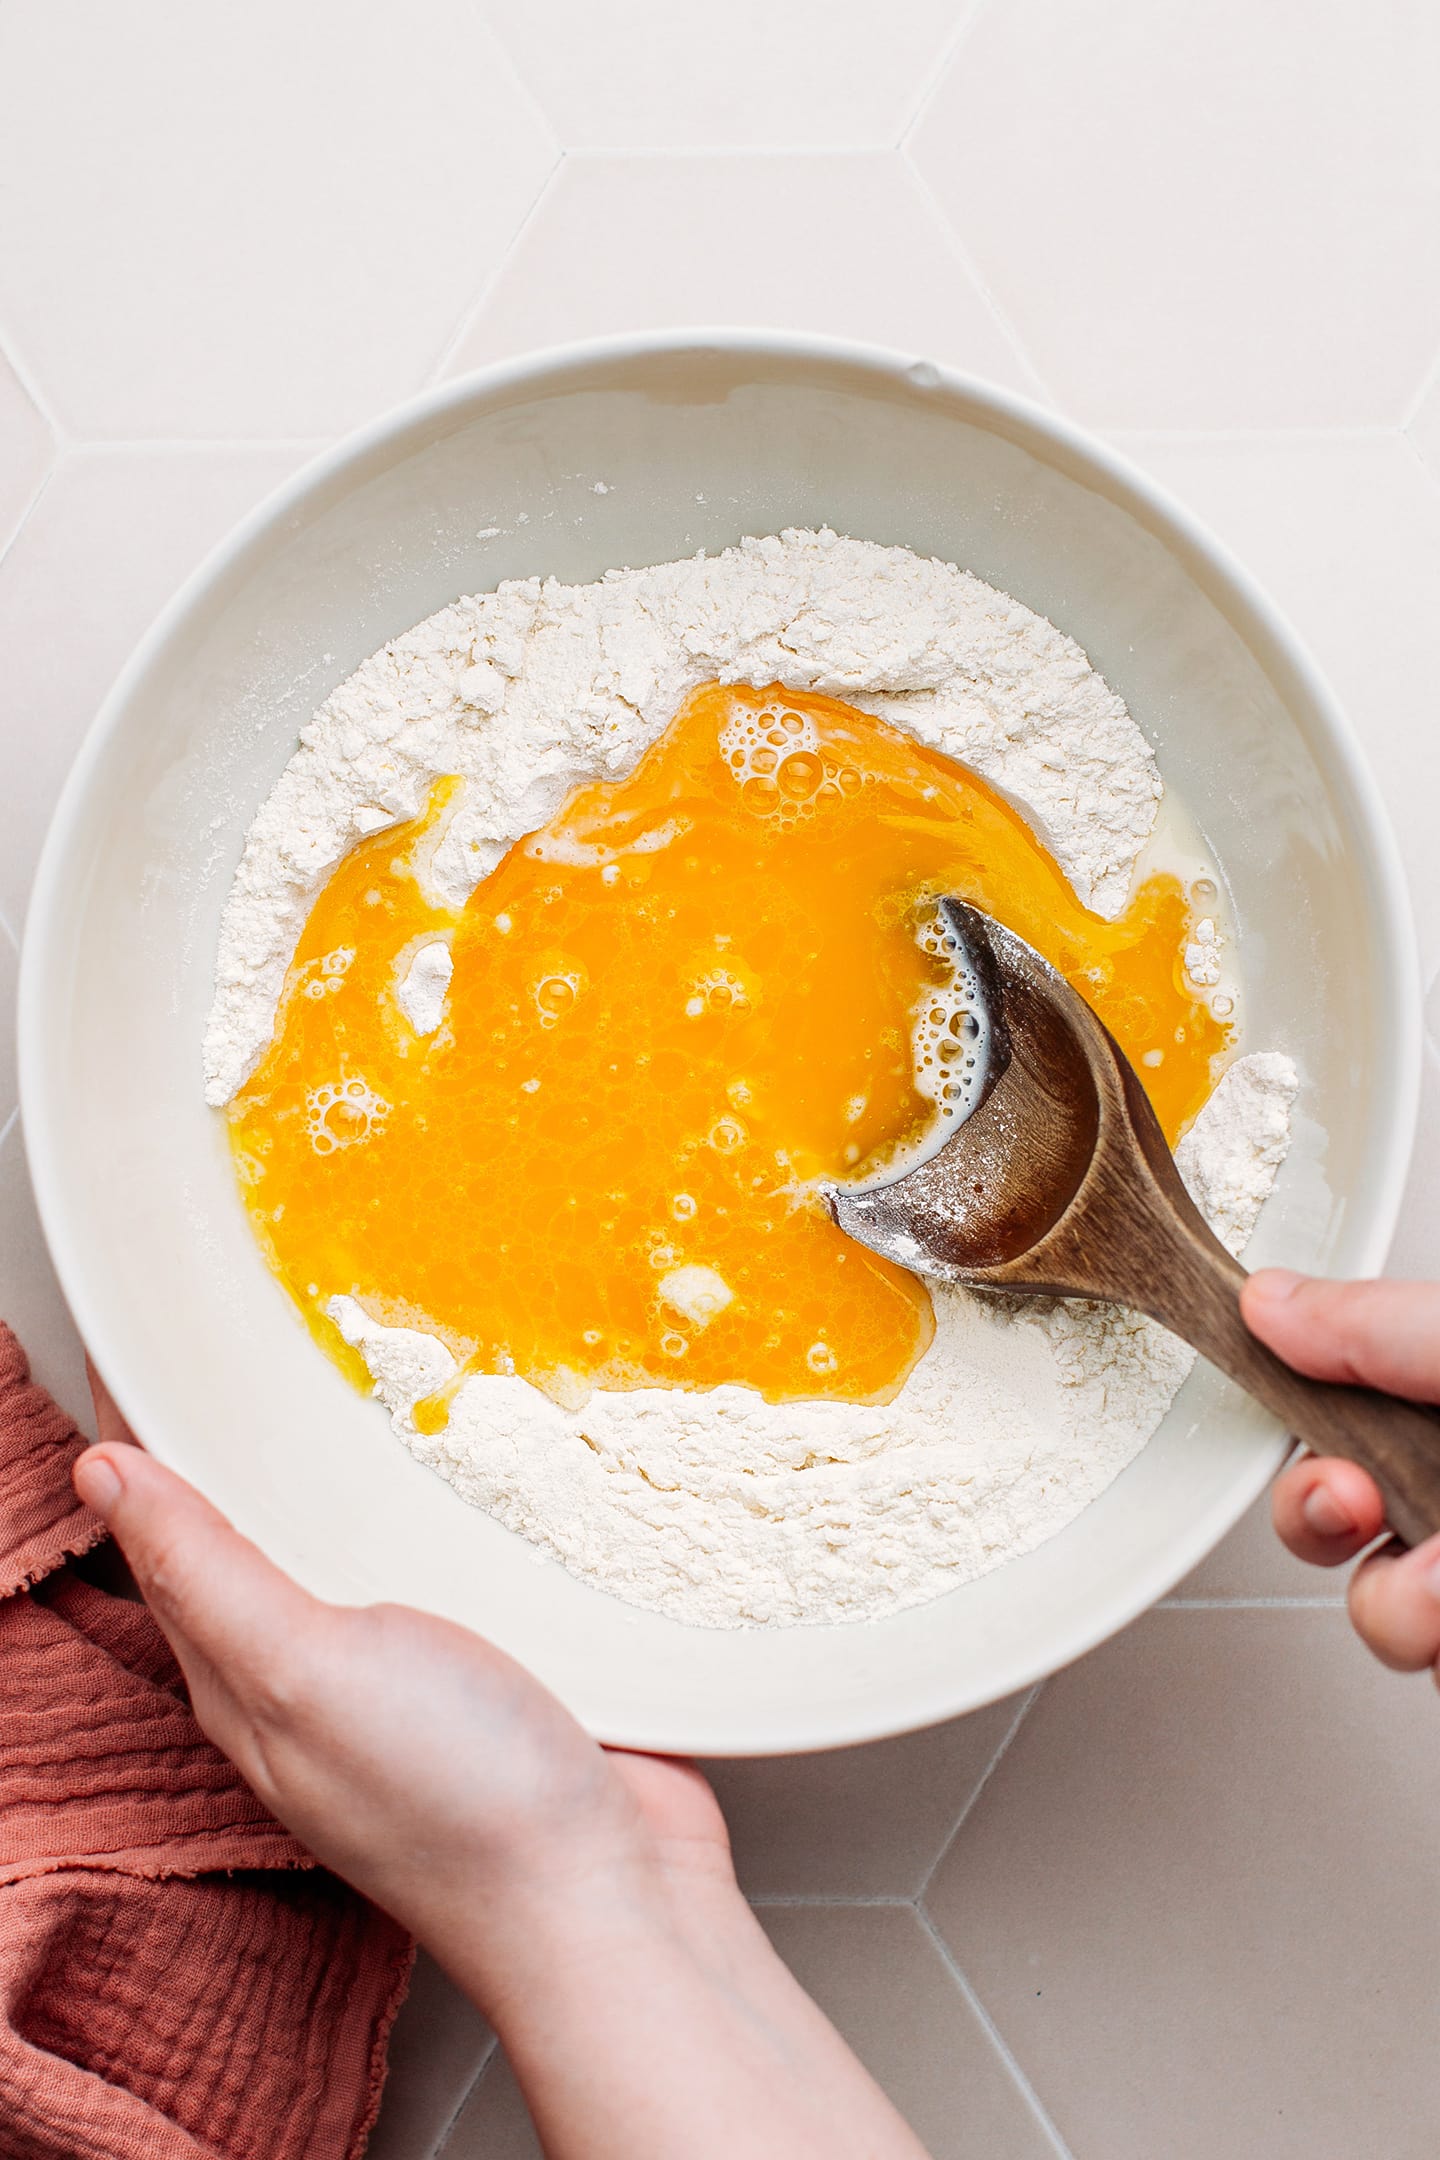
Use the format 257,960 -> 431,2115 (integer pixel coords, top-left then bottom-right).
829,899 -> 1440,1546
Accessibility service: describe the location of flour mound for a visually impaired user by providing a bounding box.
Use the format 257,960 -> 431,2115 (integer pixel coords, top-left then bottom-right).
209,528 -> 1294,1631
204,529 -> 1161,1104
327,1053 -> 1297,1629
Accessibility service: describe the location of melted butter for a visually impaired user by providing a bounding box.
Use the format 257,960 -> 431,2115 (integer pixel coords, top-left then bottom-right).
229,682 -> 1230,1412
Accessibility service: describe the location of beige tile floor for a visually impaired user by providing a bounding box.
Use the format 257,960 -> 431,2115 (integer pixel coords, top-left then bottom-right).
1,4 -> 1438,2154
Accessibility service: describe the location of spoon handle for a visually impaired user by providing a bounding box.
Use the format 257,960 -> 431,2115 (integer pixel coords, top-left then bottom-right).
1136,1228 -> 1440,1551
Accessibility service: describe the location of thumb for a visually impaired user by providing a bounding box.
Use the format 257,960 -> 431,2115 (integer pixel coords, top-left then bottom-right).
72,1444 -> 319,1708
1241,1272 -> 1440,1403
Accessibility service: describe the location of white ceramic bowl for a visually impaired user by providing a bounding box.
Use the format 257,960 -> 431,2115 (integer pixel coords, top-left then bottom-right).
20,332 -> 1419,1755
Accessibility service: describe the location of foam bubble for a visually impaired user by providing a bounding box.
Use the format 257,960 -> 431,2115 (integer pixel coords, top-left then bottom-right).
306,1077 -> 389,1156
908,909 -> 995,1138
533,968 -> 582,1025
688,966 -> 750,1016
719,700 -> 822,818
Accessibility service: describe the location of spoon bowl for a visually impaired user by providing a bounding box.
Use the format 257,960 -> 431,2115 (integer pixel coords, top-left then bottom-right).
833,901 -> 1440,1547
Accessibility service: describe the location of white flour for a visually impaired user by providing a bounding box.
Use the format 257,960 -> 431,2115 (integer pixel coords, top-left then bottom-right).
207,528 -> 1297,1629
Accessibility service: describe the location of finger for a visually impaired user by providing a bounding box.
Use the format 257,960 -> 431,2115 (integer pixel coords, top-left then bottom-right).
1346,1535 -> 1440,1673
71,1444 -> 321,1724
1271,1454 -> 1386,1566
1242,1272 -> 1440,1400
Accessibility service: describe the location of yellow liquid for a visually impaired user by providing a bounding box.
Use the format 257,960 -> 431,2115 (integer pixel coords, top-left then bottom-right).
229,682 -> 1230,1412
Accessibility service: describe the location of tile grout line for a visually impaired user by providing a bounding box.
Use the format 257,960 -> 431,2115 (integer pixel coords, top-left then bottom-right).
523,142 -> 906,161
916,1682 -> 1042,1905
432,2031 -> 501,2159
1395,423 -> 1440,504
896,148 -> 1057,407
897,0 -> 995,152
0,462 -> 55,580
914,1906 -> 1077,2160
1399,334 -> 1440,431
424,149 -> 568,388
0,322 -> 67,442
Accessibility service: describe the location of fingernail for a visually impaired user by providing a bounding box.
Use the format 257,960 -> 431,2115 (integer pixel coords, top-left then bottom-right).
1302,1485 -> 1355,1539
1250,1268 -> 1306,1305
73,1452 -> 122,1515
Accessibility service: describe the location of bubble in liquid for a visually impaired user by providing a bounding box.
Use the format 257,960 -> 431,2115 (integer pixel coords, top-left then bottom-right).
719,697 -> 821,806
1192,877 -> 1218,903
708,1116 -> 746,1152
906,909 -> 994,1137
660,1332 -> 688,1359
691,967 -> 749,1016
806,1342 -> 838,1375
582,1328 -> 602,1347
534,971 -> 579,1022
671,1193 -> 698,1222
305,1078 -> 389,1156
304,980 -> 328,1001
1212,992 -> 1234,1019
778,751 -> 822,800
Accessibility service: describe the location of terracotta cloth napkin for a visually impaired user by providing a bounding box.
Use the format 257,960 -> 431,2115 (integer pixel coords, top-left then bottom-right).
0,1322 -> 413,2160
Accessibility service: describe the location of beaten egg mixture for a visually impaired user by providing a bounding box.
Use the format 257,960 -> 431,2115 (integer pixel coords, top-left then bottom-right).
228,682 -> 1229,1421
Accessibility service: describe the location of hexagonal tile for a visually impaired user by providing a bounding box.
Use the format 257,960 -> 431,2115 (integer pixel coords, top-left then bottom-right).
910,0 -> 1440,426
0,343 -> 51,554
0,443 -> 312,930
0,1116 -> 89,1429
927,1608 -> 1440,2160
1107,431 -> 1440,974
443,153 -> 1041,392
756,1906 -> 1062,2160
703,1691 -> 1029,1898
442,2047 -> 540,2160
479,0 -> 962,151
443,1906 -> 1062,2160
0,0 -> 556,439
364,1953 -> 493,2160
1410,364 -> 1440,489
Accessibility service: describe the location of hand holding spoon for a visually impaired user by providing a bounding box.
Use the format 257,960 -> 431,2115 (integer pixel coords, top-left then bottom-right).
830,900 -> 1440,1547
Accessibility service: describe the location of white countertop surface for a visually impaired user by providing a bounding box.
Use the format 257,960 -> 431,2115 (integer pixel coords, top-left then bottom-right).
2,4 -> 1439,2154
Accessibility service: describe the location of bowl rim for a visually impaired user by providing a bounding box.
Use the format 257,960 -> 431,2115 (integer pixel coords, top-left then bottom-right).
18,327 -> 1423,1751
